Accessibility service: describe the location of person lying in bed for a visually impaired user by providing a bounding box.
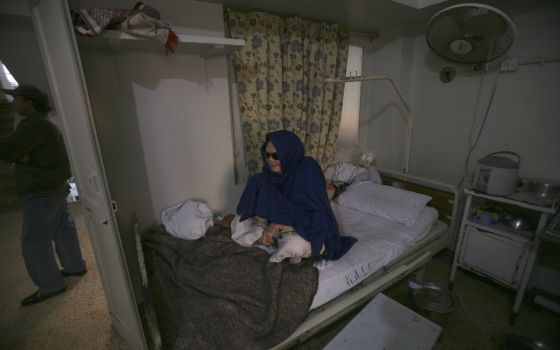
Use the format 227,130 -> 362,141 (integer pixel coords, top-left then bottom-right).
236,130 -> 357,261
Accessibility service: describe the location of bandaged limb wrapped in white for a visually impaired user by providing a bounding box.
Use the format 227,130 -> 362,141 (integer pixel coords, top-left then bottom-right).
230,215 -> 319,264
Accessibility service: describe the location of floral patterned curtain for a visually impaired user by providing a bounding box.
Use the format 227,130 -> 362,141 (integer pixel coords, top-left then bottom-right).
227,11 -> 349,173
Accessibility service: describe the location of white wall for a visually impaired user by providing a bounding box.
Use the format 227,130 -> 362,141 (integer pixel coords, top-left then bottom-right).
0,1 -> 30,17
80,0 -> 244,227
363,5 -> 560,187
358,27 -> 415,172
78,0 -> 245,304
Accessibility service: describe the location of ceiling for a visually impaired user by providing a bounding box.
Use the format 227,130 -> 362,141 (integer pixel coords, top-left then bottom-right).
198,0 -> 558,35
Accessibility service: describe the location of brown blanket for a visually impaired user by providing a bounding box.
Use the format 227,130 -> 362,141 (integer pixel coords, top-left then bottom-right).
142,224 -> 318,350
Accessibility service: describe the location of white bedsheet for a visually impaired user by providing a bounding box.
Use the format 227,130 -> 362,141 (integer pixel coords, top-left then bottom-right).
310,203 -> 439,309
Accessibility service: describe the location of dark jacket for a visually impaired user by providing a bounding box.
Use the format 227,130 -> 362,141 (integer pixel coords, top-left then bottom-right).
0,112 -> 71,196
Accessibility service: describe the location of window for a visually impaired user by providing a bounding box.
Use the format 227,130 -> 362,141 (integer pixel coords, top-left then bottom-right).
1,62 -> 18,89
336,45 -> 363,149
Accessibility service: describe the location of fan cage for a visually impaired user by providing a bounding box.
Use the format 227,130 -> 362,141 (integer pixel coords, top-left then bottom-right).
426,3 -> 516,64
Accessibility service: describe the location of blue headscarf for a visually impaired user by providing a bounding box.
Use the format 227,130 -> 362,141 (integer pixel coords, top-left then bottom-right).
237,130 -> 356,260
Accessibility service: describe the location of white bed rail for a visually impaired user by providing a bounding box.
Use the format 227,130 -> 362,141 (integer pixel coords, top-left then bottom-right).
271,227 -> 449,350
376,166 -> 459,236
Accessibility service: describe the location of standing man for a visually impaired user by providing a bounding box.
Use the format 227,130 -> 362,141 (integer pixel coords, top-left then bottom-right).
0,84 -> 87,306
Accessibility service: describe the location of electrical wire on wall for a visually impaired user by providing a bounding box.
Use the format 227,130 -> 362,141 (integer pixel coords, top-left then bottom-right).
457,70 -> 501,189
425,3 -> 515,189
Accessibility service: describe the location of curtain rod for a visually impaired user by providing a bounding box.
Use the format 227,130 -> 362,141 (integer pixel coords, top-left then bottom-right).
224,8 -> 379,39
347,30 -> 379,40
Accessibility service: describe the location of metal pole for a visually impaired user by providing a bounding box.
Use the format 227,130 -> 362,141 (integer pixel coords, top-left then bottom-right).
324,75 -> 412,173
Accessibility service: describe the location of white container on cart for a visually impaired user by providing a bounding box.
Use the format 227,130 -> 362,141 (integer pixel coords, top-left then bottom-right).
473,151 -> 520,196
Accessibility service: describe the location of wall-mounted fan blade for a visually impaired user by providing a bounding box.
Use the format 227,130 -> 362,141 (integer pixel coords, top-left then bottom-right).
426,3 -> 516,64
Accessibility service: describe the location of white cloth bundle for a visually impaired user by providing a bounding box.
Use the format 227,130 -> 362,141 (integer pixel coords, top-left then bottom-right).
161,200 -> 213,240
230,215 -> 318,263
269,233 -> 313,264
231,215 -> 267,247
331,162 -> 382,185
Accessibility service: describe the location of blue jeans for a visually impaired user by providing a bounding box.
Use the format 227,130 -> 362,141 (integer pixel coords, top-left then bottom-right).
21,194 -> 86,294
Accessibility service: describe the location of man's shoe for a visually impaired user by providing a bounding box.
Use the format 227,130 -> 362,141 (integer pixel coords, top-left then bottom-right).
61,269 -> 87,277
21,287 -> 67,306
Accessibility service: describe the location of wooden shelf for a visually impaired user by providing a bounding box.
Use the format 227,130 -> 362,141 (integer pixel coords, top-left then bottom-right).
77,30 -> 245,57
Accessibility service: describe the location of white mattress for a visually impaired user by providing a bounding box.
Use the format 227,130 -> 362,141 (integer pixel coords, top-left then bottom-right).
310,203 -> 440,309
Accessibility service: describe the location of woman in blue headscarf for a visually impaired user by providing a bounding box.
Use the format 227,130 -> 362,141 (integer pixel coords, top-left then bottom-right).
237,130 -> 356,260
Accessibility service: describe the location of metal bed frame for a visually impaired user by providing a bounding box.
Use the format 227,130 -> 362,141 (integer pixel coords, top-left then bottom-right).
137,167 -> 459,349
272,167 -> 458,349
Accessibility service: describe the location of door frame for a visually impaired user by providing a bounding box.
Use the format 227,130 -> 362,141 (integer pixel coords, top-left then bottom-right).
28,0 -> 146,348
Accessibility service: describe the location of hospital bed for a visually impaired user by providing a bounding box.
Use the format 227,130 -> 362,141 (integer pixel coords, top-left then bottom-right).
140,165 -> 458,349
272,166 -> 458,349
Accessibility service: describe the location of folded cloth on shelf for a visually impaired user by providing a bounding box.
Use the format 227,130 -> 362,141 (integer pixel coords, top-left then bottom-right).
72,1 -> 178,53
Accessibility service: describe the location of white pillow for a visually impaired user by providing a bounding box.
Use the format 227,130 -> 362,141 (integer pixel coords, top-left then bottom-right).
336,182 -> 432,227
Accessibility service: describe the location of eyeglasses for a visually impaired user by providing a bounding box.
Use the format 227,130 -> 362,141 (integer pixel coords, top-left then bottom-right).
263,152 -> 280,160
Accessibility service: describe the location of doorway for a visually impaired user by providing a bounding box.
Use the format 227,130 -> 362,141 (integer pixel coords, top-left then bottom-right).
0,61 -> 129,348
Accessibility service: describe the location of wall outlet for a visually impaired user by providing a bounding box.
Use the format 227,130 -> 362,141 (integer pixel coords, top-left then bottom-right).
500,57 -> 519,72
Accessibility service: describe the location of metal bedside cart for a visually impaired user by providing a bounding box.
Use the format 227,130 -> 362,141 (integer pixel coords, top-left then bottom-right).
449,188 -> 557,324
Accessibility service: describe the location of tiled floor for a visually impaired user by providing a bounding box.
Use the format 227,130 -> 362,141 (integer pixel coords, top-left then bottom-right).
0,203 -> 129,350
2,203 -> 559,349
293,251 -> 560,350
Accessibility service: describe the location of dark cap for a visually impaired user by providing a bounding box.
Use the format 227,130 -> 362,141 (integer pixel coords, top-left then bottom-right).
1,84 -> 51,112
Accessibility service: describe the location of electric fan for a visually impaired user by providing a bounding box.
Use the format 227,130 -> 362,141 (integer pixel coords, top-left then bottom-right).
426,3 -> 516,64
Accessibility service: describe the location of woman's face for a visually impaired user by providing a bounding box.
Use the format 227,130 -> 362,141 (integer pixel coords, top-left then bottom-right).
264,141 -> 281,174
